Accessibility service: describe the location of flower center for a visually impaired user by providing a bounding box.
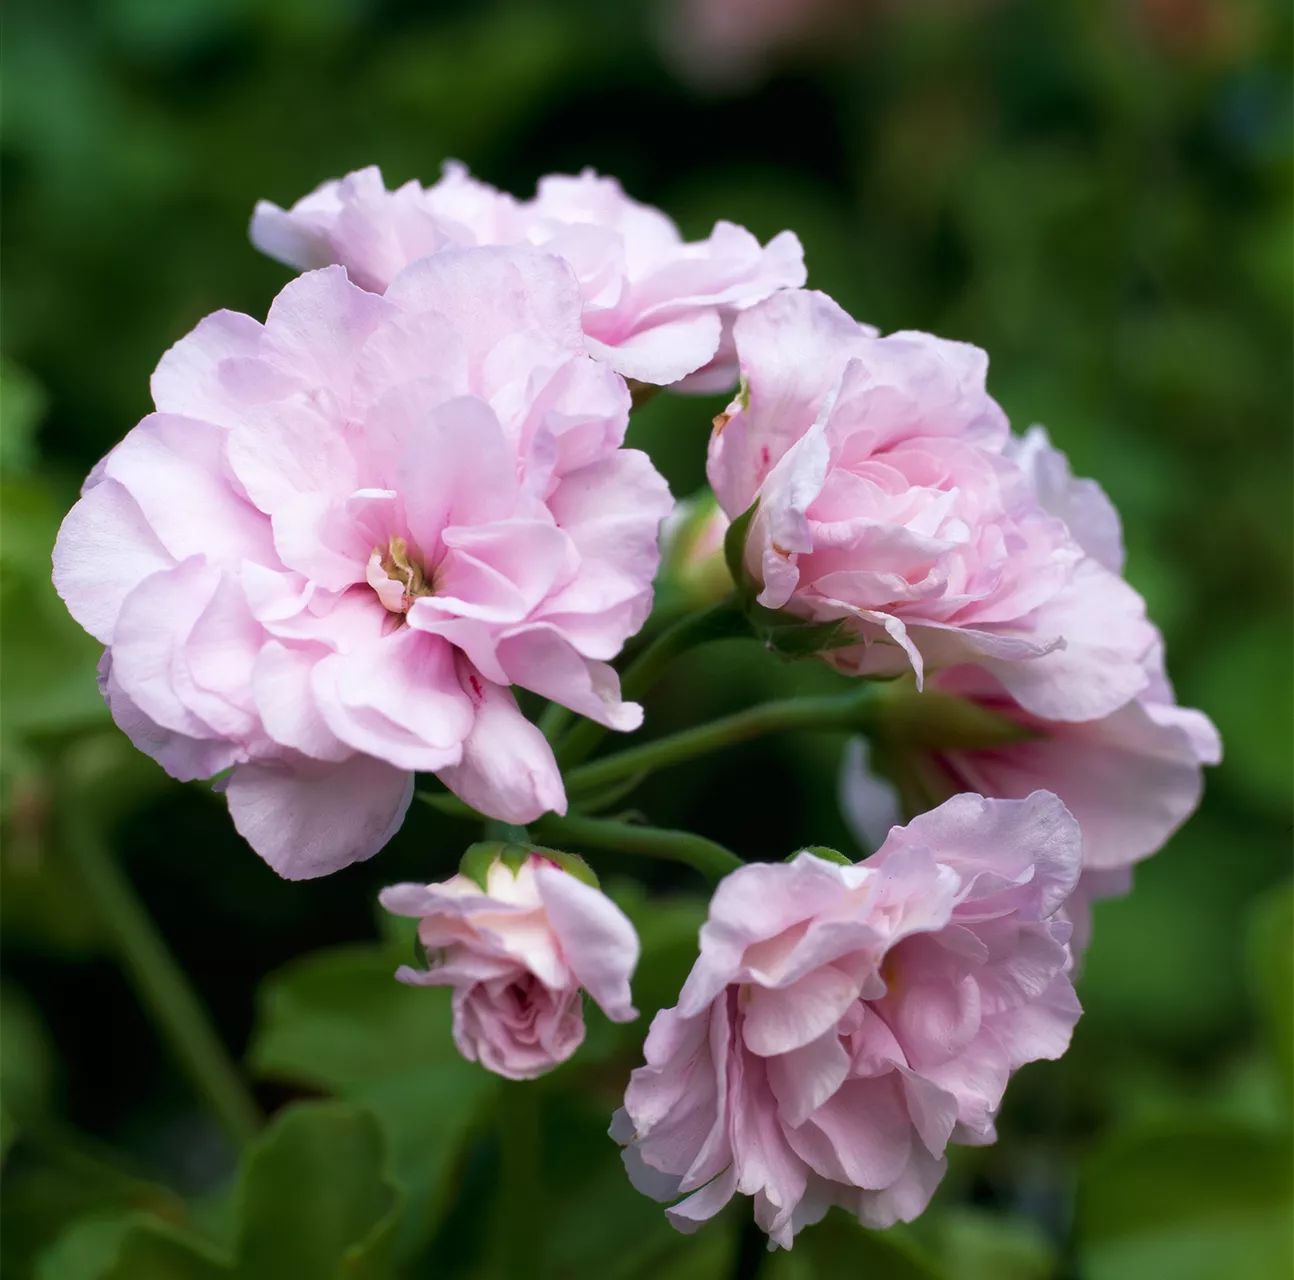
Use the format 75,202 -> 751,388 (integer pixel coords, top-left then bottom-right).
366,536 -> 434,614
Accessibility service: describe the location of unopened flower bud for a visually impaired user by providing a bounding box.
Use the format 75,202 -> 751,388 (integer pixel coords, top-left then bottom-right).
381,846 -> 638,1080
658,490 -> 733,610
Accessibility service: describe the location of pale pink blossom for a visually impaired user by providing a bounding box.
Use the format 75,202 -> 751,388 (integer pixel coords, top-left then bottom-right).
708,289 -> 1158,722
251,163 -> 805,390
53,247 -> 672,878
840,427 -> 1220,946
381,853 -> 639,1080
615,792 -> 1082,1247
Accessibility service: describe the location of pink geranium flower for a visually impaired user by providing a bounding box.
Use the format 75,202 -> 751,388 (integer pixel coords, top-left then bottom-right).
614,792 -> 1082,1248
251,163 -> 806,389
840,427 -> 1220,947
381,851 -> 639,1080
53,247 -> 672,878
708,289 -> 1159,723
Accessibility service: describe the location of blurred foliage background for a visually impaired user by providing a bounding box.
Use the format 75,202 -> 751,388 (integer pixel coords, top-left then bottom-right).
1,0 -> 1291,1277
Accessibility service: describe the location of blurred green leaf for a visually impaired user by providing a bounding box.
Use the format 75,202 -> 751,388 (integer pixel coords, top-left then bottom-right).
1075,1117 -> 1294,1280
249,947 -> 495,1259
234,1102 -> 401,1280
766,1209 -> 947,1279
6,1135 -> 188,1278
1192,614 -> 1293,815
0,982 -> 55,1127
35,1105 -> 400,1280
249,945 -> 478,1095
0,358 -> 46,474
38,1211 -> 227,1280
1247,881 -> 1294,1099
931,1208 -> 1055,1280
0,478 -> 108,737
540,1092 -> 739,1280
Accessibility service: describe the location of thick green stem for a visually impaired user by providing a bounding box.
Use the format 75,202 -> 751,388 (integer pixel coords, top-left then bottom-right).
555,596 -> 747,770
530,813 -> 742,883
565,683 -> 886,799
63,812 -> 262,1151
496,1081 -> 541,1280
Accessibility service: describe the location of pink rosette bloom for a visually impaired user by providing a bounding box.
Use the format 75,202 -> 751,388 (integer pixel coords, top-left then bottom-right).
708,289 -> 1159,723
52,247 -> 672,879
840,427 -> 1220,946
381,853 -> 639,1080
614,792 -> 1083,1248
251,162 -> 806,389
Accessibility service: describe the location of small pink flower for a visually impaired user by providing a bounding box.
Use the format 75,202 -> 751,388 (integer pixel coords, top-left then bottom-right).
709,289 -> 1158,722
381,853 -> 639,1080
251,163 -> 806,390
53,247 -> 672,879
840,427 -> 1220,949
614,792 -> 1082,1247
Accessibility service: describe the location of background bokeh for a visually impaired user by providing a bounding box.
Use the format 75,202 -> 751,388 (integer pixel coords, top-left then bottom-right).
2,1 -> 1291,1277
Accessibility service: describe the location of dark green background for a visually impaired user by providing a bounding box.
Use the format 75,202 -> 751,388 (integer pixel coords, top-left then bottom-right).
2,1 -> 1290,1277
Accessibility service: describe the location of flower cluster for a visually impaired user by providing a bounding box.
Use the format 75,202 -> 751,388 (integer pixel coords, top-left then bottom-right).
51,162 -> 1217,1251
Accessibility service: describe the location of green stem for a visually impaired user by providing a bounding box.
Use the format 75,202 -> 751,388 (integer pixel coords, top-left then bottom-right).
496,1081 -> 541,1280
555,596 -> 747,769
530,813 -> 742,883
565,683 -> 885,799
63,812 -> 262,1151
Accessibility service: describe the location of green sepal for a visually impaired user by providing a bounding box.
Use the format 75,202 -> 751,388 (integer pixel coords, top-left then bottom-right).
458,841 -> 508,891
877,681 -> 1037,749
722,499 -> 760,602
457,840 -> 600,891
528,846 -> 600,889
747,604 -> 858,660
793,845 -> 855,867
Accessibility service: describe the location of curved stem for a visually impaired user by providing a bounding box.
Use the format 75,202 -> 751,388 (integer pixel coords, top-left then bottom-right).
555,596 -> 747,770
63,812 -> 262,1151
530,813 -> 742,883
565,683 -> 885,799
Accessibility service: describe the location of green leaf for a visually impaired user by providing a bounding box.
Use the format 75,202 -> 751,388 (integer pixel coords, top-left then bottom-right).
0,981 -> 55,1124
766,1209 -> 947,1279
1075,1117 -> 1294,1280
541,1092 -> 739,1280
0,358 -> 46,475
101,1217 -> 229,1280
931,1209 -> 1055,1280
37,1211 -> 228,1280
1247,881 -> 1294,1099
248,947 -> 496,1258
0,479 -> 108,736
234,1103 -> 401,1280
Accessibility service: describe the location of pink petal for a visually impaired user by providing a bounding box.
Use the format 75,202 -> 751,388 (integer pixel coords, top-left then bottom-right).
435,664 -> 566,823
225,755 -> 413,879
496,625 -> 642,731
53,479 -> 175,645
535,862 -> 639,1022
